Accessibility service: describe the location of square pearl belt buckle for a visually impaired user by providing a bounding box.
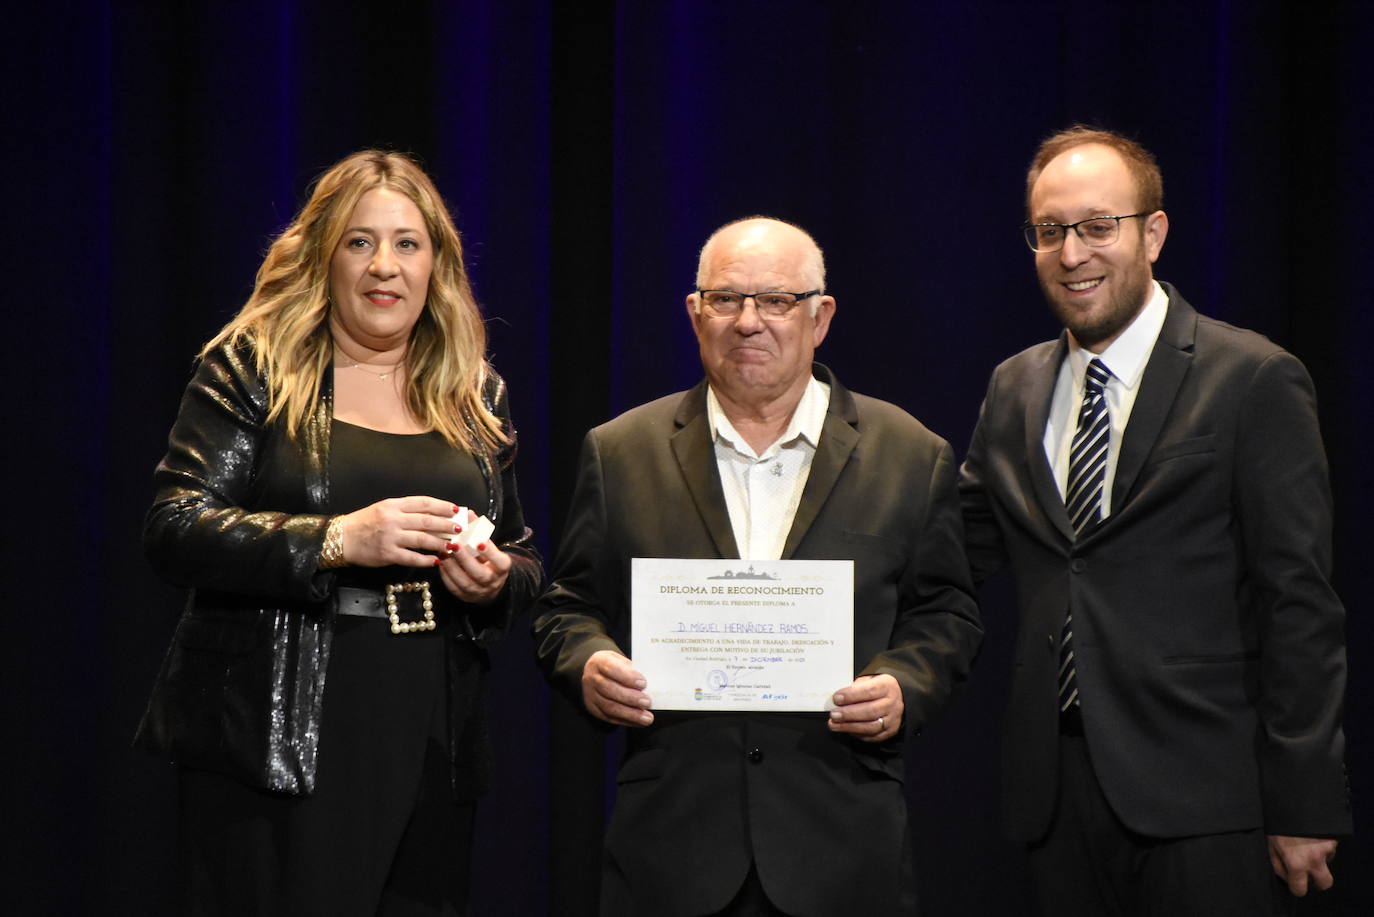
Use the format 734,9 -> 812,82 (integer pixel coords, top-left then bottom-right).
386,581 -> 436,635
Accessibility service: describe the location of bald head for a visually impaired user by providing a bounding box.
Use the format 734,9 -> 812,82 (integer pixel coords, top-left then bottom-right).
695,217 -> 826,312
686,216 -> 836,417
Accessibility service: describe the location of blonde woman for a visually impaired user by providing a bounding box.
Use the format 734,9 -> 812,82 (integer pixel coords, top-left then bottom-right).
137,150 -> 542,915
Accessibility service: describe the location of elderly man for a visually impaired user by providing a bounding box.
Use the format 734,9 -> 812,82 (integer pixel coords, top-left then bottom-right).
534,217 -> 981,916
959,127 -> 1351,915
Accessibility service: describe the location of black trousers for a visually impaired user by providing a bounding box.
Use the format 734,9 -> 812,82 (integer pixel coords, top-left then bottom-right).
1027,731 -> 1293,917
178,618 -> 475,917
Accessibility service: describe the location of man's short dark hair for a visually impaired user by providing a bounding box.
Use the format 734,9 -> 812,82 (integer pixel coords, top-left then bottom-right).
1026,125 -> 1164,217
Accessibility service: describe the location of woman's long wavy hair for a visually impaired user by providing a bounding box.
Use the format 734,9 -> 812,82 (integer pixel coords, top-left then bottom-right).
202,150 -> 507,454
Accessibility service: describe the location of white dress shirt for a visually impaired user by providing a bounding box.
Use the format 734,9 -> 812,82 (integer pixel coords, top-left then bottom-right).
1043,281 -> 1169,518
707,376 -> 831,560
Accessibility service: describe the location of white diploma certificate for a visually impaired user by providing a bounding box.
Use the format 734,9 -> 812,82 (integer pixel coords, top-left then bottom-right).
630,558 -> 853,712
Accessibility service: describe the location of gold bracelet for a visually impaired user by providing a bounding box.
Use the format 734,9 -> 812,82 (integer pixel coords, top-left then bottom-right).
320,516 -> 347,570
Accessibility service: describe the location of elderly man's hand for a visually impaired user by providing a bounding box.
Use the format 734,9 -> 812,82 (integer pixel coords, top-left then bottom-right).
828,673 -> 903,742
582,650 -> 654,727
1269,834 -> 1337,896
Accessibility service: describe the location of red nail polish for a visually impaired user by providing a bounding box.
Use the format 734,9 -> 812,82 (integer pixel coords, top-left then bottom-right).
433,556 -> 443,566
476,543 -> 487,551
454,523 -> 463,533
451,505 -> 460,514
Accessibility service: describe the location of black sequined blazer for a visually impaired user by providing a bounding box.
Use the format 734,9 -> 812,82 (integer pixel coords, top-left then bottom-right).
135,339 -> 542,797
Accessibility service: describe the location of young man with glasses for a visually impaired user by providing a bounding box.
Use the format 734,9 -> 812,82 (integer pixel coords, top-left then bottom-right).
535,217 -> 982,916
959,126 -> 1350,915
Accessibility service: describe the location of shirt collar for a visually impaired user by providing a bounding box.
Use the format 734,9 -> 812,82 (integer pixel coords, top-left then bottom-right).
707,374 -> 831,458
1068,279 -> 1168,390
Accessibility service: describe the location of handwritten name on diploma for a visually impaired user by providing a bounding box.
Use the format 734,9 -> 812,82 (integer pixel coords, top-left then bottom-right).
670,621 -> 813,633
632,558 -> 853,711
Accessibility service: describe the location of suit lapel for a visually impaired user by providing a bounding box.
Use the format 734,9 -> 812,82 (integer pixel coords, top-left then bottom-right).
672,365 -> 859,561
670,383 -> 740,559
1025,336 -> 1075,542
781,376 -> 859,559
1110,285 -> 1197,509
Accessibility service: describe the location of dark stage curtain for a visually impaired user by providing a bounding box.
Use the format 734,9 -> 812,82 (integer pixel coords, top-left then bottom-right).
10,1 -> 1371,914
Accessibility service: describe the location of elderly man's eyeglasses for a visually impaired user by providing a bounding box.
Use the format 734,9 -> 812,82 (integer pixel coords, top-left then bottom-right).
1022,213 -> 1150,253
697,289 -> 821,320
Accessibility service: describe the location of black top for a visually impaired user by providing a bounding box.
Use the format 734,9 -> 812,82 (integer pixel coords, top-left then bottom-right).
329,419 -> 486,611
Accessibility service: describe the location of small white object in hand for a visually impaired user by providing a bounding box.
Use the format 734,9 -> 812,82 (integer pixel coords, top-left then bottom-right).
449,507 -> 495,551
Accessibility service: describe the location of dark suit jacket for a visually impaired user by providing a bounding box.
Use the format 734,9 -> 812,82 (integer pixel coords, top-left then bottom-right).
533,364 -> 982,917
959,284 -> 1351,844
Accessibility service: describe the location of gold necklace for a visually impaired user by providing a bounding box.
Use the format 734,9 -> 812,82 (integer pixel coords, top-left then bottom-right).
337,350 -> 404,381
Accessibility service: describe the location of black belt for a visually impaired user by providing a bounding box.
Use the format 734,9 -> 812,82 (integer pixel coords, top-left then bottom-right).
336,583 -> 438,635
337,585 -> 399,618
335,584 -> 477,640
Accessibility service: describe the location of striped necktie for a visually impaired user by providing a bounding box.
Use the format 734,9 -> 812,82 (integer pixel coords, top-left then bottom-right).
1059,357 -> 1111,711
1065,358 -> 1112,534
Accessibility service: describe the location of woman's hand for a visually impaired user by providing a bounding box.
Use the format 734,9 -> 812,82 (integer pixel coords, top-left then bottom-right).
337,496 -> 461,567
437,509 -> 511,603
